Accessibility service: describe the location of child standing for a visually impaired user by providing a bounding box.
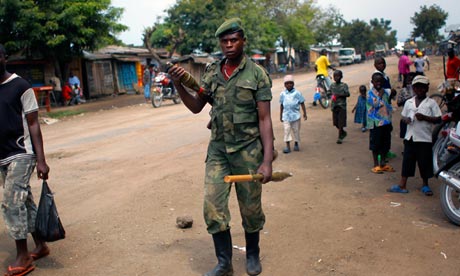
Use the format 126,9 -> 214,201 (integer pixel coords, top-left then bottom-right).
352,85 -> 367,132
387,75 -> 442,195
330,70 -> 350,144
372,57 -> 397,160
280,75 -> 307,153
367,72 -> 396,173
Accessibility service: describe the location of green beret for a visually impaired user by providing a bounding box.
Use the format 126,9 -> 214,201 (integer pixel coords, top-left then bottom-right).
215,18 -> 244,38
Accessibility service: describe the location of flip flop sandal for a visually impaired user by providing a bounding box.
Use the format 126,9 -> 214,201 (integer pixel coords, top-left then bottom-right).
382,165 -> 395,172
421,186 -> 433,196
371,166 -> 384,174
387,184 -> 409,193
4,264 -> 35,276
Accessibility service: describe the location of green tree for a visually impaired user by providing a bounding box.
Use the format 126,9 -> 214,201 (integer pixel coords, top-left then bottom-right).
339,19 -> 373,55
411,4 -> 448,44
162,0 -> 228,55
313,6 -> 344,46
157,0 -> 280,55
369,18 -> 397,49
226,0 -> 279,53
0,0 -> 127,78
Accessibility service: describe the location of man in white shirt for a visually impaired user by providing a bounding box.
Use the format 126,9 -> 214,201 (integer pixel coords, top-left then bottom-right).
387,75 -> 441,195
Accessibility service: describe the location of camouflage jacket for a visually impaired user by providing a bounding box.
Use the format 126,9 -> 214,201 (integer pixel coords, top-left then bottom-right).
201,56 -> 272,153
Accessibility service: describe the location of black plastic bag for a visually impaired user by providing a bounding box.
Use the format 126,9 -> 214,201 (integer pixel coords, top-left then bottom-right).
35,180 -> 65,242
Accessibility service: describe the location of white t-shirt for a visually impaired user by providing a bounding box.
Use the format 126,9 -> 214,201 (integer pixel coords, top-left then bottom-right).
401,96 -> 442,142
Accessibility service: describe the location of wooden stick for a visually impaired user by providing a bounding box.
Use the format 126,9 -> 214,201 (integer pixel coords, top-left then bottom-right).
224,171 -> 292,183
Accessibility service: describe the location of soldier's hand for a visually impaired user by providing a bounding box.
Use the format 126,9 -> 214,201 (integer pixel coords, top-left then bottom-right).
168,65 -> 185,83
257,161 -> 272,184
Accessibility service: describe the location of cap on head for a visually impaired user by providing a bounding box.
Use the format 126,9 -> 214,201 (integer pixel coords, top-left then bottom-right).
412,75 -> 429,85
417,51 -> 423,57
215,18 -> 244,38
320,49 -> 327,55
283,75 -> 294,83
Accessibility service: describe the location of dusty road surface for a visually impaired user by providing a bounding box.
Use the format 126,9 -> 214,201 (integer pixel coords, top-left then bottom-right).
1,56 -> 459,276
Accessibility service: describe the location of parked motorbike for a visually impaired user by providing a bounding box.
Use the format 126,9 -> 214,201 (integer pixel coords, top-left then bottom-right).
432,83 -> 460,172
431,80 -> 460,143
435,121 -> 460,225
315,75 -> 332,109
151,72 -> 181,108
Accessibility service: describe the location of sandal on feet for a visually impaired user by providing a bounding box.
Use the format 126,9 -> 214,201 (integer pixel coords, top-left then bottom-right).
30,248 -> 50,261
4,264 -> 35,276
387,184 -> 409,193
381,165 -> 395,172
421,186 -> 433,196
371,166 -> 384,174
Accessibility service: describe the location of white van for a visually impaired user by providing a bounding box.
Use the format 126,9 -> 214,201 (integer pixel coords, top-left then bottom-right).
339,48 -> 359,65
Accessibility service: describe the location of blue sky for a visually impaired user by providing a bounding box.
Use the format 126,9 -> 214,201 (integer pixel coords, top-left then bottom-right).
112,0 -> 459,46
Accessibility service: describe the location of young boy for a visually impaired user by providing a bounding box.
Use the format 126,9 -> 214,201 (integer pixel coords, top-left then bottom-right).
388,75 -> 442,195
372,57 -> 397,160
280,75 -> 307,153
0,44 -> 50,276
367,72 -> 396,173
330,70 -> 350,144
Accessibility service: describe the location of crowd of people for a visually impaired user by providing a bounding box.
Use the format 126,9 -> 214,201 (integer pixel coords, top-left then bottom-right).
307,52 -> 446,196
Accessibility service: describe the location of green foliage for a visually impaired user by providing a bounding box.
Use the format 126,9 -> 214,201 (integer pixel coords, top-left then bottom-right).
0,0 -> 127,76
339,20 -> 372,54
313,6 -> 344,46
338,17 -> 397,54
411,4 -> 448,44
163,0 -> 228,54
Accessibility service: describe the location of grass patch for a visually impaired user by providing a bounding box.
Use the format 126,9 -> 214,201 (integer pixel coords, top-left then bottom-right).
46,109 -> 86,119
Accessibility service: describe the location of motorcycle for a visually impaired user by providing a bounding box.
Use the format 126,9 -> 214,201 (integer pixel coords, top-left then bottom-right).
314,74 -> 332,109
151,72 -> 181,108
431,80 -> 460,143
432,83 -> 460,172
436,121 -> 460,225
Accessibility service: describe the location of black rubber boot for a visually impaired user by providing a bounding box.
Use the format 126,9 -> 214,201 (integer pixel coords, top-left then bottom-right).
245,231 -> 262,275
204,229 -> 233,276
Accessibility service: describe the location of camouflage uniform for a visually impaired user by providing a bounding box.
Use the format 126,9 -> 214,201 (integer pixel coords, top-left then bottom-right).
201,56 -> 272,234
1,158 -> 38,240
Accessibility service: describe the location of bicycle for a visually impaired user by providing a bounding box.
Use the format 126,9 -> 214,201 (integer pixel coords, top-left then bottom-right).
315,74 -> 332,109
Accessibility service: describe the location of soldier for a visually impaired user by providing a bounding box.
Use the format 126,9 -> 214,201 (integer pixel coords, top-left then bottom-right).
169,18 -> 274,276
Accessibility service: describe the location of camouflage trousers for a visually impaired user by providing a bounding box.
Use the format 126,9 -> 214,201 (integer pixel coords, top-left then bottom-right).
0,158 -> 37,240
204,139 -> 265,234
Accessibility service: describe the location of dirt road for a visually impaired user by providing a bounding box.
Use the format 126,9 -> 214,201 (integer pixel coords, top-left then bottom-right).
1,56 -> 459,276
